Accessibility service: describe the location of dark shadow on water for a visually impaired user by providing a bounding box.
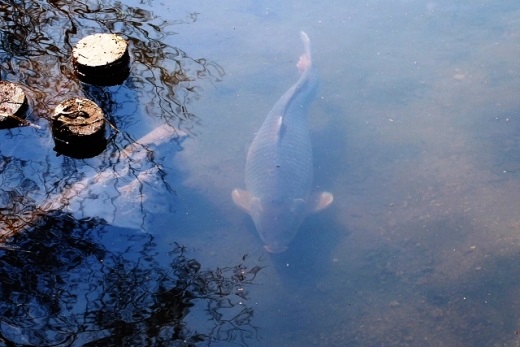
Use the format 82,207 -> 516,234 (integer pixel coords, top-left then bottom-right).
0,212 -> 263,346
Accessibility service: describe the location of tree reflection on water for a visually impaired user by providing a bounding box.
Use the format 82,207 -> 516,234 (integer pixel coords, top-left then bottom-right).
0,0 -> 224,232
0,212 -> 262,346
0,0 -> 224,127
0,1 -> 260,346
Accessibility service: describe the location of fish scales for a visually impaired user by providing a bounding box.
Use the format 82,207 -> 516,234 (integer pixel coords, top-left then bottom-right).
232,32 -> 333,253
246,33 -> 317,200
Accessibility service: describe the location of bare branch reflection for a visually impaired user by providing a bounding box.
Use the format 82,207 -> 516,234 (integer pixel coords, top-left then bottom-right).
0,0 -> 225,236
0,1 -> 253,343
0,213 -> 261,346
0,0 -> 224,126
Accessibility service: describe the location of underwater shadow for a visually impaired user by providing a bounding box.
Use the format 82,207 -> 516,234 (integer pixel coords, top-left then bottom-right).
265,209 -> 347,286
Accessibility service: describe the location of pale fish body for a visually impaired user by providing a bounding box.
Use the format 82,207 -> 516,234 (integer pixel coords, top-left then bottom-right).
232,32 -> 333,253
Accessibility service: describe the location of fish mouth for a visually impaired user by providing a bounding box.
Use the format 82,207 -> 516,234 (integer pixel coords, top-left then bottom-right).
264,244 -> 288,253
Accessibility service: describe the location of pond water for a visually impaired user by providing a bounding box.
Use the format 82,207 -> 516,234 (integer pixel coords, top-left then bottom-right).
1,0 -> 520,346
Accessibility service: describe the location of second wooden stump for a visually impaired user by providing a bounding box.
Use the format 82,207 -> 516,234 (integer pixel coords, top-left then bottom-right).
52,98 -> 107,158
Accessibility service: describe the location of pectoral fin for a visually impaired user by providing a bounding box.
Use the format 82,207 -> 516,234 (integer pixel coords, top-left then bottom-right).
232,188 -> 253,213
306,191 -> 333,213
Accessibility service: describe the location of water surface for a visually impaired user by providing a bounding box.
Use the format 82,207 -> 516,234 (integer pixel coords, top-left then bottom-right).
2,0 -> 520,346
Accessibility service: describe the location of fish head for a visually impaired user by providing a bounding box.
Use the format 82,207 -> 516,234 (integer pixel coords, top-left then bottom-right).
249,197 -> 307,253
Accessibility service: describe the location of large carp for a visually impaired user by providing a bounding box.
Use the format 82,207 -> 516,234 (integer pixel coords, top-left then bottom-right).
232,32 -> 333,253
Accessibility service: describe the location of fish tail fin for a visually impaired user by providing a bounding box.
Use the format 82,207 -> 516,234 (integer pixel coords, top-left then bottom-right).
297,31 -> 312,72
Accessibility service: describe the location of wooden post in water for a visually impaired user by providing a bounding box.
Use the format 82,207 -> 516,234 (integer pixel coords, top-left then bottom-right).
72,33 -> 130,86
0,81 -> 28,129
51,98 -> 107,158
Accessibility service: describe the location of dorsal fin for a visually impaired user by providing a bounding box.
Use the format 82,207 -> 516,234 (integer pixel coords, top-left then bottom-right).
274,115 -> 287,143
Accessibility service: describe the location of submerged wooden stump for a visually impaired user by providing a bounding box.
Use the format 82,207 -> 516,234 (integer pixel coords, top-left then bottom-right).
0,81 -> 28,128
72,33 -> 130,86
51,98 -> 106,158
